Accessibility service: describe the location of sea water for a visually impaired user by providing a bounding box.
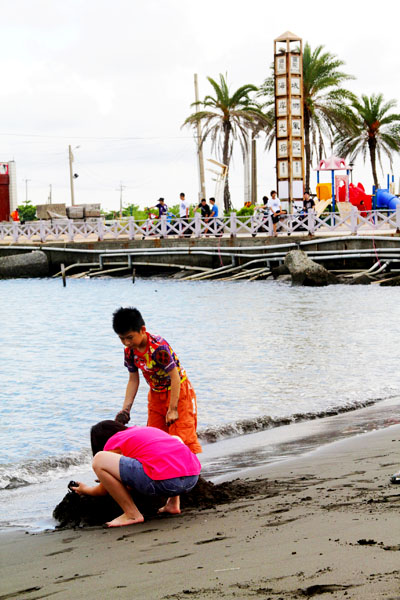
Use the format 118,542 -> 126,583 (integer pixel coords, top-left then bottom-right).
0,277 -> 399,530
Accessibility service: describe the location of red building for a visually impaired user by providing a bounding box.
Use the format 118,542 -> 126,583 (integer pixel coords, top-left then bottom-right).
0,162 -> 17,221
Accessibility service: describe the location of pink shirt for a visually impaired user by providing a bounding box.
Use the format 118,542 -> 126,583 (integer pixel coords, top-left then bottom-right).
104,426 -> 201,480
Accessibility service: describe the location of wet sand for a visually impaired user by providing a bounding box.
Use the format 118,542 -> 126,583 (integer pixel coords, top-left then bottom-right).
1,424 -> 399,600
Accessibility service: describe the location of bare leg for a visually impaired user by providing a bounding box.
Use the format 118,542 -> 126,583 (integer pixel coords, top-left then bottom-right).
158,495 -> 181,515
92,451 -> 144,527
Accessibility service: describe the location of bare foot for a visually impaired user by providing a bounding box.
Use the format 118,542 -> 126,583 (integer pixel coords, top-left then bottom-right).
106,513 -> 144,528
158,497 -> 181,515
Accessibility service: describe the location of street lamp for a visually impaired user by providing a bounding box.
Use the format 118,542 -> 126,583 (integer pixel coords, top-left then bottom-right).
68,145 -> 80,206
349,162 -> 354,184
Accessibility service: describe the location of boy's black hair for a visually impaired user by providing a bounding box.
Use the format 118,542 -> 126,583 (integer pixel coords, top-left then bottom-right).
209,197 -> 215,202
262,196 -> 269,205
112,307 -> 145,335
90,420 -> 127,456
270,190 -> 277,196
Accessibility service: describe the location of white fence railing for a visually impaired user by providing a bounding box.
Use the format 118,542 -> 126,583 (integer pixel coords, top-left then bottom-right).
1,207 -> 399,243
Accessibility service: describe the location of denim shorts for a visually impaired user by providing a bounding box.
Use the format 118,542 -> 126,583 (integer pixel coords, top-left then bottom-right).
119,456 -> 199,497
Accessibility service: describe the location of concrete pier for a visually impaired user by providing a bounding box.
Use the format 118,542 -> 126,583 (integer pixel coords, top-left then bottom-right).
0,234 -> 399,276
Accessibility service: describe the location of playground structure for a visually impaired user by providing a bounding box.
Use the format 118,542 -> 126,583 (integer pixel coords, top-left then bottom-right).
376,175 -> 400,211
315,154 -> 400,216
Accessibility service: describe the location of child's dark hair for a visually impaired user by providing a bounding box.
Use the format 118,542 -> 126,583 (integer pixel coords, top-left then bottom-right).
112,307 -> 145,335
90,420 -> 127,455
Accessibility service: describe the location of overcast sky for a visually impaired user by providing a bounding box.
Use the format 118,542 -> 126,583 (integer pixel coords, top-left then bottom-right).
1,0 -> 399,212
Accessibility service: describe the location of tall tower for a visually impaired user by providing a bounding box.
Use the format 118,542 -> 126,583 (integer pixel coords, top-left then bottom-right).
274,31 -> 305,212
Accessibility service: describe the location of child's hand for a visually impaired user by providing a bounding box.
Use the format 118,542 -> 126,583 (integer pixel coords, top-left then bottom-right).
70,482 -> 89,496
166,407 -> 179,426
115,409 -> 130,425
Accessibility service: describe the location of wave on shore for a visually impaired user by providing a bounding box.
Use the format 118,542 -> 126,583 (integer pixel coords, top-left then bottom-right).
0,450 -> 91,490
0,396 -> 395,491
197,397 -> 384,443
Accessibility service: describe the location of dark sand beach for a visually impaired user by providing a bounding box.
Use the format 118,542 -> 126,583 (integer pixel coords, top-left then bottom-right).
1,424 -> 399,599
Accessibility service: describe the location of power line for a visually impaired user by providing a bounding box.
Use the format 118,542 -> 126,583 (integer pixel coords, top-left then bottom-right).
0,132 -> 194,141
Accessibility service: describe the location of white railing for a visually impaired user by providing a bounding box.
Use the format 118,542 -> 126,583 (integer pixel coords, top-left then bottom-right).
1,206 -> 399,243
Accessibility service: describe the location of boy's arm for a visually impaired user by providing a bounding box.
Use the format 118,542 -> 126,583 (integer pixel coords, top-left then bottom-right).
166,367 -> 181,426
115,371 -> 140,424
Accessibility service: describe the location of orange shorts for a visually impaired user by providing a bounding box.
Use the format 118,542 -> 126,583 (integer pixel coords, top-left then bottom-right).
147,378 -> 202,454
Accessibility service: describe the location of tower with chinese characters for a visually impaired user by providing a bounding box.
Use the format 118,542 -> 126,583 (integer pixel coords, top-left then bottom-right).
274,31 -> 305,212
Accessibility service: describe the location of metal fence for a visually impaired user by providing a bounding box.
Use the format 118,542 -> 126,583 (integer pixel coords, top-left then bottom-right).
1,207 -> 399,243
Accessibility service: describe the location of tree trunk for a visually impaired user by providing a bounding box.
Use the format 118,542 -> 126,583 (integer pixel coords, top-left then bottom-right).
304,105 -> 311,192
318,133 -> 323,162
222,122 -> 231,212
368,137 -> 379,188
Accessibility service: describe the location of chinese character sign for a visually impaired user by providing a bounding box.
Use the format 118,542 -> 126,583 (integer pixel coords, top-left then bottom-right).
274,35 -> 305,203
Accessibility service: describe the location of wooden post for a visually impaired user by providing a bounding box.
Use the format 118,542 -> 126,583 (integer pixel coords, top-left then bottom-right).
61,263 -> 66,287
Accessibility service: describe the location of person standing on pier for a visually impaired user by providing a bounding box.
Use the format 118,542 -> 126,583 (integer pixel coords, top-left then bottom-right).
179,192 -> 190,237
113,307 -> 202,455
153,197 -> 168,218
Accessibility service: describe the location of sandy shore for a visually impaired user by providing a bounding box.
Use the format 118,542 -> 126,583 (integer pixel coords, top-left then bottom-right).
1,424 -> 399,600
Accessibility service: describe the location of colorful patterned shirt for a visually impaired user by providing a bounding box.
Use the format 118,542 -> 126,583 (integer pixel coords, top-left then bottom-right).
124,332 -> 186,392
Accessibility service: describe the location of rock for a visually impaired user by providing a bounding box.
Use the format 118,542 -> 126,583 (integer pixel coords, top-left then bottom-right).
284,250 -> 338,286
378,275 -> 400,287
0,251 -> 49,278
271,263 -> 290,279
348,273 -> 374,285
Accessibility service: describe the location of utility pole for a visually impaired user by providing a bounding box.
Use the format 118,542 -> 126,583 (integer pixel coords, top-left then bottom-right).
243,131 -> 251,204
117,182 -> 126,217
48,184 -> 52,204
24,178 -> 30,203
251,135 -> 258,205
68,145 -> 75,206
194,74 -> 206,201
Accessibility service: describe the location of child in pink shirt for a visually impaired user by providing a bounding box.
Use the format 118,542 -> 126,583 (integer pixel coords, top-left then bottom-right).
72,421 -> 201,528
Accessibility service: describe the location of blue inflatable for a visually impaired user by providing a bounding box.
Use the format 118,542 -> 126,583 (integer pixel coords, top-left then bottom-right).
376,189 -> 400,210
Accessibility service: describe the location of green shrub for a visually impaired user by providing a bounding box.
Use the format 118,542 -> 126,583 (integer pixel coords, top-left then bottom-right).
17,201 -> 36,222
236,205 -> 255,217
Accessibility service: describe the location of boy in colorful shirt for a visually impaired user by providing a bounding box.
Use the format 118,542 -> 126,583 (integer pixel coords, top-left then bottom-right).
112,307 -> 202,454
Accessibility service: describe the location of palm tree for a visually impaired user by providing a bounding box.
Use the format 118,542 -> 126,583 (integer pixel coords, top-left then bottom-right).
183,74 -> 272,211
334,93 -> 400,188
259,43 -> 355,191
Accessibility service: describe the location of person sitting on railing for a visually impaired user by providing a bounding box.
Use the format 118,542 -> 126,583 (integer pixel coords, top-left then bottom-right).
142,208 -> 158,239
302,191 -> 315,213
269,191 -> 287,236
209,197 -> 222,236
194,198 -> 211,234
252,196 -> 269,237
